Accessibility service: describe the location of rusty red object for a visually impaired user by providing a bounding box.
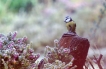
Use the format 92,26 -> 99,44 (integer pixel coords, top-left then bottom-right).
58,32 -> 90,69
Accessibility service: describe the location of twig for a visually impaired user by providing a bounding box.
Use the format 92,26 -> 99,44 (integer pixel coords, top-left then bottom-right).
84,64 -> 88,69
93,54 -> 103,69
89,61 -> 95,69
87,57 -> 95,69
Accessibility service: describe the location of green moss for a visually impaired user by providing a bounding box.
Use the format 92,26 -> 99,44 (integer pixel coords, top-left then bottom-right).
1,0 -> 37,12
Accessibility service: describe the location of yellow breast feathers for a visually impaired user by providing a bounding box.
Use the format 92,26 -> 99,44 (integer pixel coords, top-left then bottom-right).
66,21 -> 76,32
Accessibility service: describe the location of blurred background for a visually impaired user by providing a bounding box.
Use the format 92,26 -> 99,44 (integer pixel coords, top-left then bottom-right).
0,0 -> 106,68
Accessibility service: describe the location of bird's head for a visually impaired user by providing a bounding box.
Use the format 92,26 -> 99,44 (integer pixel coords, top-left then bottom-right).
64,16 -> 73,23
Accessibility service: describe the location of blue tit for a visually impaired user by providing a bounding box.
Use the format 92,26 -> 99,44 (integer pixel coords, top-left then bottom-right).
64,16 -> 76,33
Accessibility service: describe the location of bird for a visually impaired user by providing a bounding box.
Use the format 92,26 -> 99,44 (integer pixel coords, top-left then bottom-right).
64,16 -> 76,33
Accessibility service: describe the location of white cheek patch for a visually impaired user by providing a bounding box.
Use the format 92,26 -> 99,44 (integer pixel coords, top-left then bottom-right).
65,18 -> 70,22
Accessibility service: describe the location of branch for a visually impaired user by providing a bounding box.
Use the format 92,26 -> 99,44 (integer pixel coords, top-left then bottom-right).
93,54 -> 103,69
87,58 -> 95,69
84,64 -> 88,69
